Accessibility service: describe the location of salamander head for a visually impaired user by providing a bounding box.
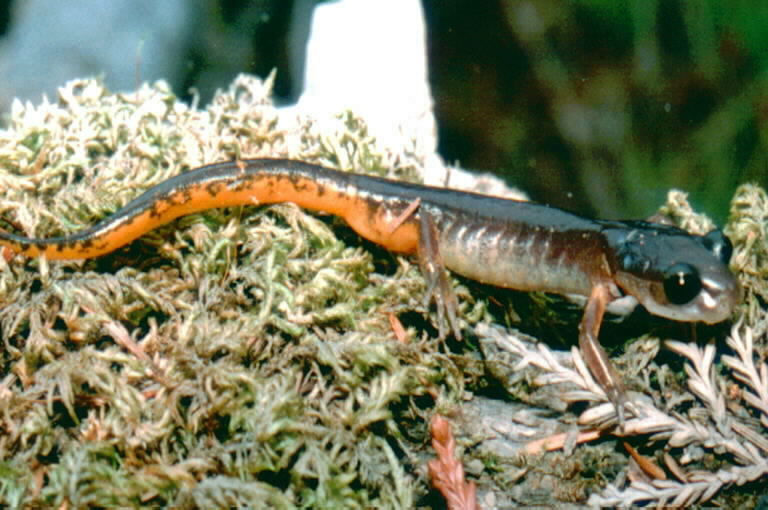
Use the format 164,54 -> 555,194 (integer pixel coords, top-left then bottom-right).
602,223 -> 740,324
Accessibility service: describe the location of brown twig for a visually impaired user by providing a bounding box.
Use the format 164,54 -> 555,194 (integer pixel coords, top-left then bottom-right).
387,312 -> 408,343
523,428 -> 602,454
623,441 -> 666,480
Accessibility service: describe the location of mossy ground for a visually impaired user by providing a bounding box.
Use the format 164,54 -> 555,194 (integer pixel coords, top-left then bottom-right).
0,76 -> 765,508
0,76 -> 474,508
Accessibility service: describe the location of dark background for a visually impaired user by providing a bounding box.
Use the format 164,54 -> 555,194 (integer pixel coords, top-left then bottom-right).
1,0 -> 765,223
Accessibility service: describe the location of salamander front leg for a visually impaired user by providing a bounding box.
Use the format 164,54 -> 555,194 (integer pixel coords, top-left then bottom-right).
580,283 -> 628,425
417,209 -> 462,340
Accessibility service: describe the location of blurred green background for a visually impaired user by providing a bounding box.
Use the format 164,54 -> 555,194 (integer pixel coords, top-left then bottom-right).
1,0 -> 765,223
423,0 -> 768,223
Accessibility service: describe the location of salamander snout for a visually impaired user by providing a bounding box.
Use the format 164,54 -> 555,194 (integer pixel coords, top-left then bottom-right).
607,225 -> 740,324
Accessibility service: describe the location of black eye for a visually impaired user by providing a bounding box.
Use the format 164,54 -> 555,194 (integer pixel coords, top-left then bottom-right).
663,263 -> 702,305
702,229 -> 733,265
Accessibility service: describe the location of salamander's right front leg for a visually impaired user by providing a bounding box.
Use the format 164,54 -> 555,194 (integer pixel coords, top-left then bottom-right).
417,209 -> 462,340
580,283 -> 629,425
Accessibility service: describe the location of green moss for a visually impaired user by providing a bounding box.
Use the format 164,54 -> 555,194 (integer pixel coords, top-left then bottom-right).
0,76 -> 468,507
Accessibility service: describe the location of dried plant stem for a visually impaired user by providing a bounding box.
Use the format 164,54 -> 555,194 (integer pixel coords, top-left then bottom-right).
427,415 -> 479,510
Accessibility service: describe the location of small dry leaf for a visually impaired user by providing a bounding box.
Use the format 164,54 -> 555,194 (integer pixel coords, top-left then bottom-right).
623,441 -> 666,480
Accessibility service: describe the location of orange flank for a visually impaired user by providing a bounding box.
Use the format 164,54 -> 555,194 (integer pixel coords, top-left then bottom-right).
0,160 -> 421,261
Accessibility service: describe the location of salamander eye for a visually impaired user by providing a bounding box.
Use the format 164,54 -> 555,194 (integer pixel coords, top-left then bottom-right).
663,263 -> 702,305
702,229 -> 733,265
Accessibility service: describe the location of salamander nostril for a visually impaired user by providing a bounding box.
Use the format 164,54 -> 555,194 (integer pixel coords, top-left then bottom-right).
663,263 -> 702,305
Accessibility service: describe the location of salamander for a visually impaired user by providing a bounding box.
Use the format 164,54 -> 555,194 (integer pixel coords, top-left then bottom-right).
0,158 -> 740,422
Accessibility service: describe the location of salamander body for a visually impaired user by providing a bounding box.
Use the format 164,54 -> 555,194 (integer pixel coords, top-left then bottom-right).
0,158 -> 740,422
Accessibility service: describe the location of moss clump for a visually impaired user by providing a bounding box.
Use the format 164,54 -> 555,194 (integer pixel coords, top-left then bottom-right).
0,76 -> 473,507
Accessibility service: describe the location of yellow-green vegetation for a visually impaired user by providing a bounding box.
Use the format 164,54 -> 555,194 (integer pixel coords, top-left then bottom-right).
0,76 -> 478,508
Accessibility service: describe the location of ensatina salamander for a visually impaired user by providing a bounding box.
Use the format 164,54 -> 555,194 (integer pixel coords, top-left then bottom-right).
0,158 -> 740,421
